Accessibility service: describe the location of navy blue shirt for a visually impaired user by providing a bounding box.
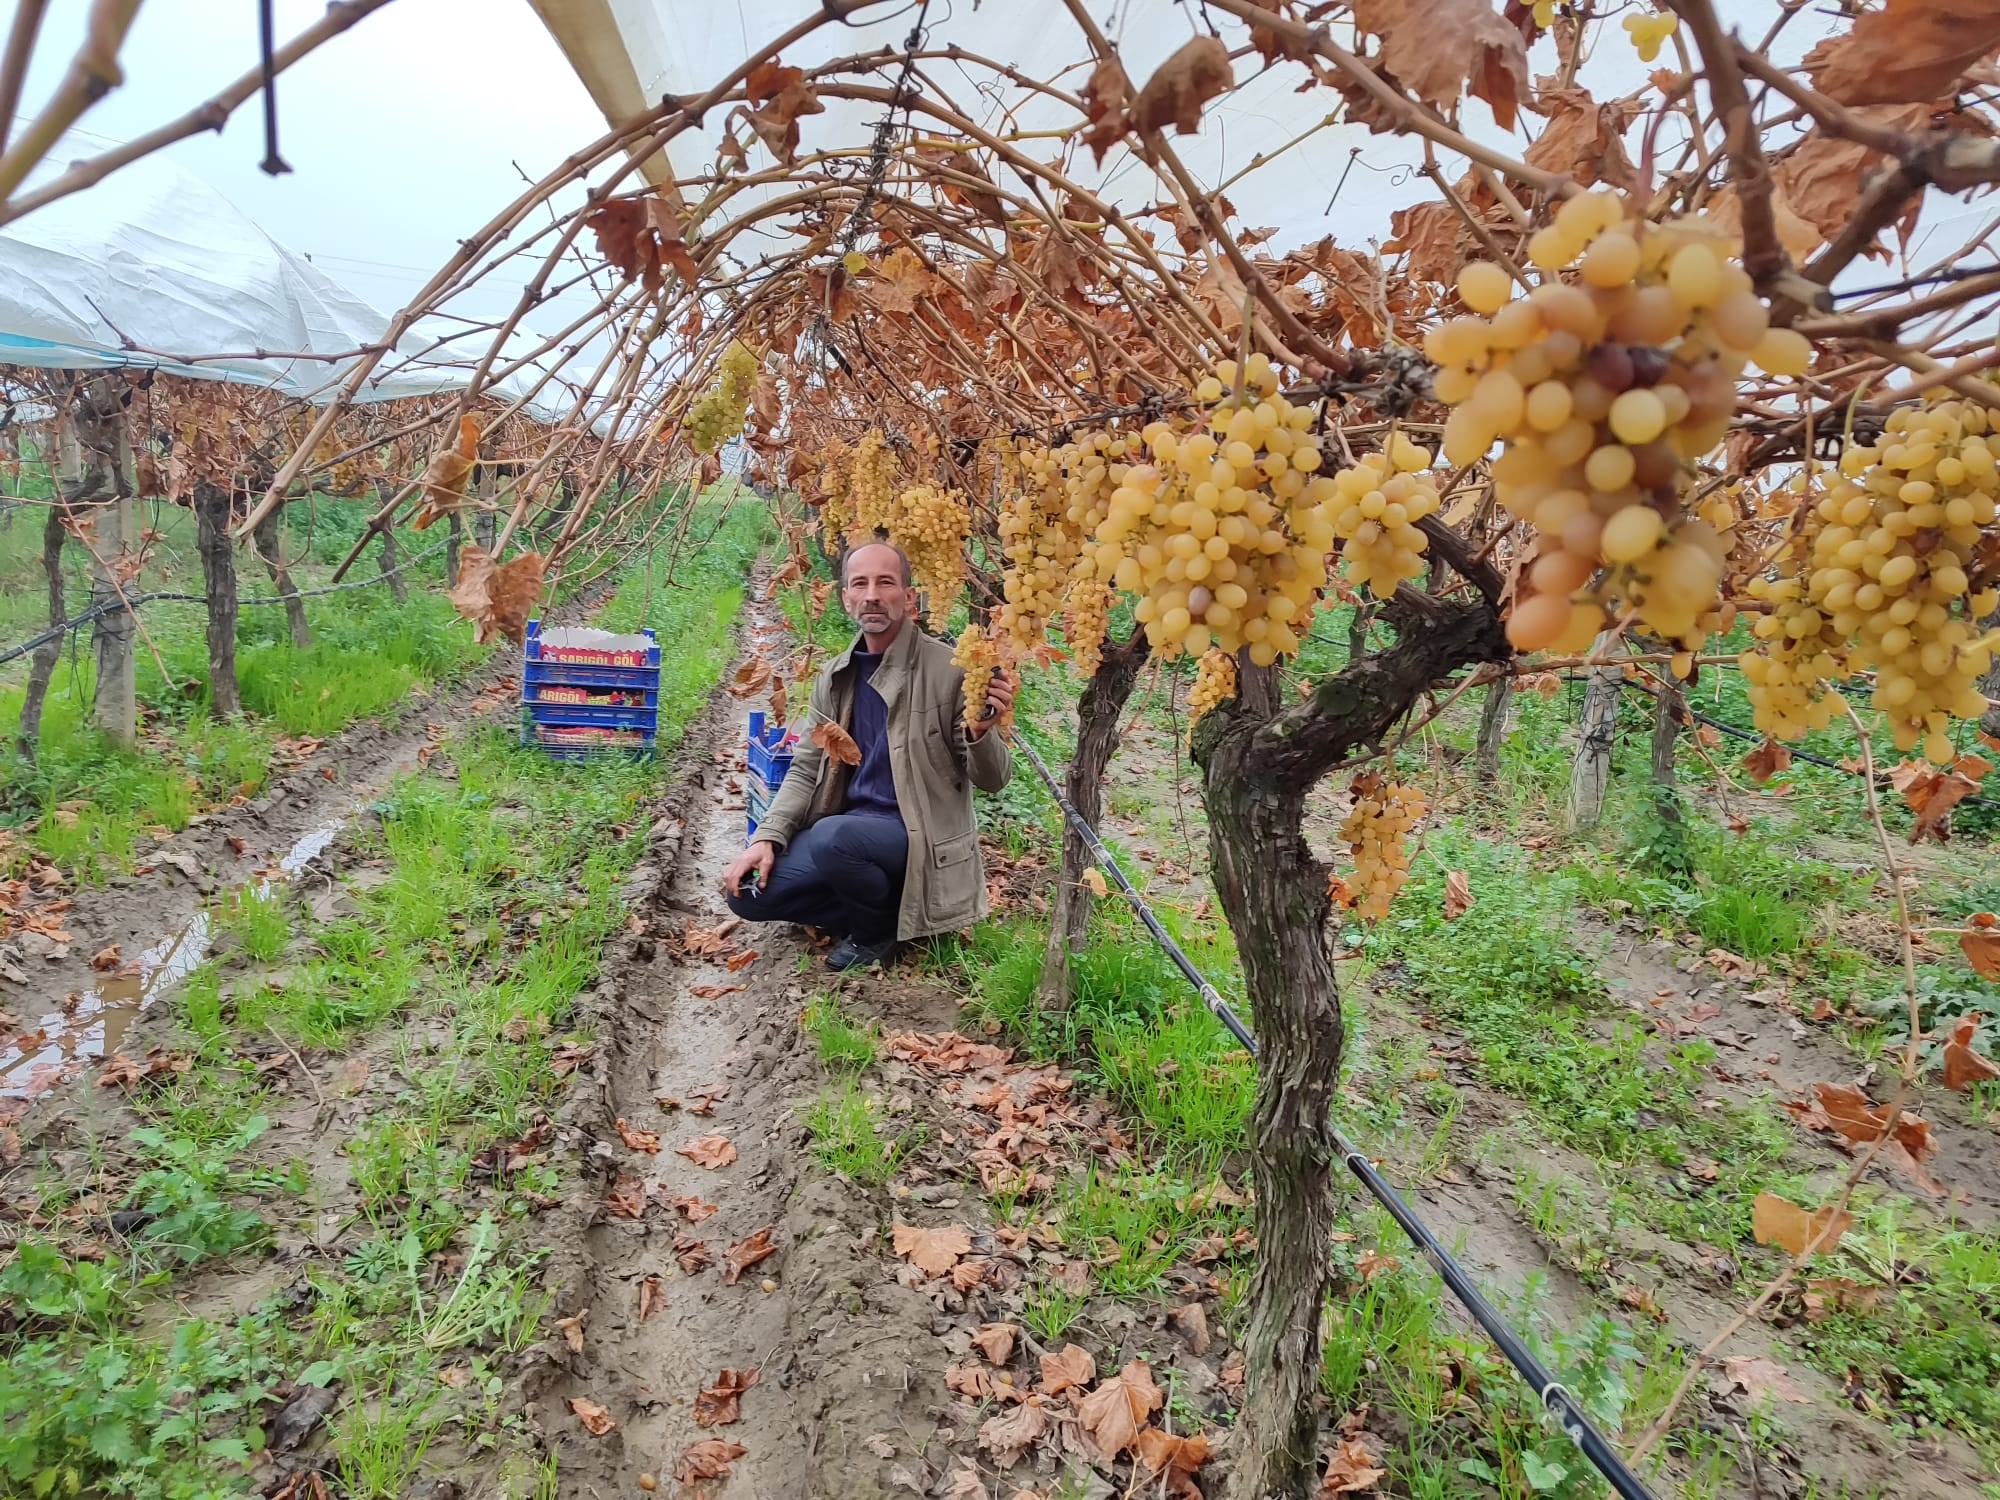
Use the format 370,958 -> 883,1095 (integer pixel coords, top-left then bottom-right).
844,651 -> 900,820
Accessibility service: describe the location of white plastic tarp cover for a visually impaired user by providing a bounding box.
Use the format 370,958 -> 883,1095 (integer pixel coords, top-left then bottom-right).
0,137 -> 576,418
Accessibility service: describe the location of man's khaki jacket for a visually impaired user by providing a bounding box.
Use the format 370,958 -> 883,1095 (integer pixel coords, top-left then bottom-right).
752,624 -> 1011,941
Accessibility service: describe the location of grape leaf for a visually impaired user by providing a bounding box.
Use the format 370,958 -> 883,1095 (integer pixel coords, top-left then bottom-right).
675,1438 -> 747,1483
1741,738 -> 1792,784
1751,1190 -> 1853,1258
1721,1355 -> 1810,1406
1075,1359 -> 1164,1460
1319,1434 -> 1387,1495
1129,36 -> 1233,138
723,1225 -> 779,1284
694,1366 -> 760,1428
1040,1343 -> 1097,1394
569,1396 -> 617,1436
1940,1014 -> 2000,1091
1351,0 -> 1529,130
970,1322 -> 1017,1366
891,1221 -> 972,1277
1804,0 -> 2000,105
615,1118 -> 660,1154
676,1134 -> 737,1169
976,1396 -> 1050,1469
811,720 -> 863,766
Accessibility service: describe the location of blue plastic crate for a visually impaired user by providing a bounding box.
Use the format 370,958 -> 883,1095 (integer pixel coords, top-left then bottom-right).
747,774 -> 777,840
519,709 -> 654,763
747,711 -> 796,788
524,699 -> 660,732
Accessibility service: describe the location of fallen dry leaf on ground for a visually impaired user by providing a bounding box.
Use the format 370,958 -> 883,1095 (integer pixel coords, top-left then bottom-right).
677,1134 -> 738,1169
892,1221 -> 972,1277
724,949 -> 759,972
671,1194 -> 719,1221
675,1438 -> 748,1483
971,1322 -> 1018,1365
1168,1301 -> 1212,1355
674,1234 -> 712,1274
1941,1014 -> 2000,1091
1137,1427 -> 1211,1479
615,1118 -> 661,1153
1040,1343 -> 1096,1394
694,1367 -> 760,1427
89,944 -> 121,972
977,1396 -> 1051,1469
638,1274 -> 665,1321
1075,1359 -> 1163,1460
1722,1354 -> 1810,1406
554,1310 -> 587,1354
723,1226 -> 779,1284
1319,1433 -> 1387,1494
689,983 -> 746,999
569,1397 -> 617,1436
606,1175 -> 647,1218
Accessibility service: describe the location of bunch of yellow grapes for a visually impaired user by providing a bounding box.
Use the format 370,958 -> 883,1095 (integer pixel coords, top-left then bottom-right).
686,341 -> 760,454
995,442 -> 1086,653
1337,773 -> 1428,922
1743,398 -> 2000,761
848,428 -> 898,543
888,482 -> 969,627
1427,190 -> 1806,656
1187,648 -> 1237,729
1328,434 -> 1441,598
1064,578 -> 1113,675
1085,352 -> 1336,665
951,631 -> 1004,730
1622,9 -> 1679,62
814,442 -> 857,543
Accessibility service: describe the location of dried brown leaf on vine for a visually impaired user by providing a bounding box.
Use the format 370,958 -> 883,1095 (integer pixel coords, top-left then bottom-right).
741,60 -> 825,164
1352,0 -> 1529,130
730,655 -> 773,697
1804,0 -> 2000,105
1890,758 -> 1981,842
1742,738 -> 1792,784
1443,869 -> 1474,920
584,199 -> 651,283
1960,914 -> 2000,979
1130,36 -> 1233,138
1240,0 -> 1316,65
1079,867 -> 1109,898
644,196 -> 701,282
811,720 -> 863,767
1752,1190 -> 1853,1258
450,547 -> 544,647
1773,109 -> 1933,255
1523,84 -> 1637,190
1940,1014 -> 2000,1091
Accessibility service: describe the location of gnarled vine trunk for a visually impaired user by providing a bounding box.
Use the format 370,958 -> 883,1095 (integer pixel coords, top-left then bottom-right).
252,504 -> 312,650
1037,631 -> 1148,1012
1195,574 -> 1510,1500
1475,672 -> 1511,785
18,432 -> 71,759
1567,632 -> 1623,830
378,523 -> 408,604
1651,680 -> 1684,821
71,379 -> 136,747
194,481 -> 241,718
446,509 -> 463,587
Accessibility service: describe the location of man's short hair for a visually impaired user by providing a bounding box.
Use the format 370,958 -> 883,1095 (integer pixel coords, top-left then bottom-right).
839,535 -> 912,587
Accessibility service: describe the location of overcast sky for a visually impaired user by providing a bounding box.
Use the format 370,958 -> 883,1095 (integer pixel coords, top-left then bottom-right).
19,0 -> 609,316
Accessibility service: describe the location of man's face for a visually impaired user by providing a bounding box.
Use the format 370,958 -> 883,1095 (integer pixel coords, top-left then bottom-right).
842,544 -> 917,645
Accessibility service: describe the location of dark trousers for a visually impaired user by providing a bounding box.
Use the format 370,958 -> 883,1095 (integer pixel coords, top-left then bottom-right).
725,813 -> 907,944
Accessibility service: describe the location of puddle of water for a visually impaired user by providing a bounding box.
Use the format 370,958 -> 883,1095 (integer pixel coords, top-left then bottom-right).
0,820 -> 346,1096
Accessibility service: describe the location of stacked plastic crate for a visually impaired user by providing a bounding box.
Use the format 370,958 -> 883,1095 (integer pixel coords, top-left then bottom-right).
745,710 -> 796,838
521,620 -> 660,761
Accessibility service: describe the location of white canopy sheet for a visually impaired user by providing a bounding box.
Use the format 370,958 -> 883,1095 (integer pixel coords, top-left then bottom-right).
0,137 -> 578,419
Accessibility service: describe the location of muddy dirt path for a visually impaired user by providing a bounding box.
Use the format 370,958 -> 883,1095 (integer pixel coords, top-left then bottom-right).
532,588 -> 981,1497
0,589 -> 609,1100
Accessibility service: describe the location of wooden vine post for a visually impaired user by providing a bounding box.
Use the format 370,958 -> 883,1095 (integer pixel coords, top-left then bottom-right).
68,376 -> 137,748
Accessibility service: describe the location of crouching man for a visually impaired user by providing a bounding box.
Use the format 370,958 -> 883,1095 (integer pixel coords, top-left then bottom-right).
720,540 -> 1015,971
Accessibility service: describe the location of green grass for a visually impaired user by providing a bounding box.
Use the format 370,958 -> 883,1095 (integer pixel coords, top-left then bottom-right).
803,1081 -> 906,1184
0,507 -> 757,1499
802,994 -> 880,1071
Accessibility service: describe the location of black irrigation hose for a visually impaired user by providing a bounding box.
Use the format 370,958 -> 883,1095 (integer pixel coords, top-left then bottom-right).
0,537 -> 452,670
1612,675 -> 2000,810
1004,728 -> 1660,1500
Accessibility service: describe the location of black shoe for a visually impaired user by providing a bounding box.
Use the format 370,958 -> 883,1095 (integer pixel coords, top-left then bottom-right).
826,936 -> 898,972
